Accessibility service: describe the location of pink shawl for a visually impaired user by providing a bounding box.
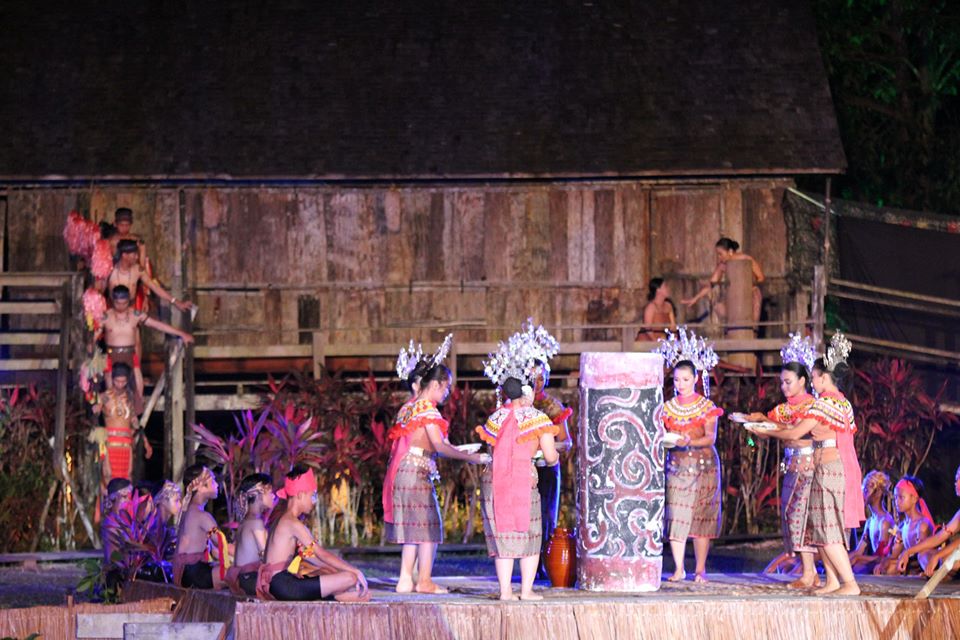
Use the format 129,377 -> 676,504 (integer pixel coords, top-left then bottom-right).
492,406 -> 536,533
836,420 -> 865,529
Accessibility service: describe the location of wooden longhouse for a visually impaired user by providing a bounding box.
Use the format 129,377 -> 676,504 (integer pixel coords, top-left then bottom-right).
0,1 -> 845,398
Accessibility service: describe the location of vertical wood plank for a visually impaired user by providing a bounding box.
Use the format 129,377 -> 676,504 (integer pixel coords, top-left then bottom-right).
566,189 -> 583,281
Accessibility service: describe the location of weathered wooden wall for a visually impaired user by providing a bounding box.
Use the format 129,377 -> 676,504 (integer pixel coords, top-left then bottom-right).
4,179 -> 796,349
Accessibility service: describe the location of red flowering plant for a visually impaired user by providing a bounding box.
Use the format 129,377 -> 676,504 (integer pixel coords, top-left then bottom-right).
188,406 -> 275,526
849,358 -> 959,478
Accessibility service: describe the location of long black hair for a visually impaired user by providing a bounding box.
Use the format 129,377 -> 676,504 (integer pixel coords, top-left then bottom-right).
781,361 -> 812,393
419,363 -> 452,390
716,237 -> 740,252
647,277 -> 665,301
813,357 -> 850,391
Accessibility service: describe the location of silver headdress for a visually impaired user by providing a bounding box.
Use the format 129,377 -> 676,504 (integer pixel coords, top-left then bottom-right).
395,340 -> 424,380
823,332 -> 852,372
780,333 -> 817,373
395,334 -> 454,381
483,331 -> 550,389
654,326 -> 719,396
519,318 -> 560,362
432,333 -> 453,366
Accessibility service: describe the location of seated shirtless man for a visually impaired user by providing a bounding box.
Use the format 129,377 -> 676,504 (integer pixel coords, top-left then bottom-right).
258,466 -> 369,601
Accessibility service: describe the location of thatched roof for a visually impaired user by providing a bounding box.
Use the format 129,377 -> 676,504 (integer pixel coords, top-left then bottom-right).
0,1 -> 845,180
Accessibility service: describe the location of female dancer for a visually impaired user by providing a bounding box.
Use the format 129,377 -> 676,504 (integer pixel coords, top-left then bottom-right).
656,327 -> 723,583
745,349 -> 818,587
751,334 -> 865,595
639,278 -> 676,341
478,377 -> 559,600
849,471 -> 895,574
682,237 -> 765,323
383,359 -> 488,594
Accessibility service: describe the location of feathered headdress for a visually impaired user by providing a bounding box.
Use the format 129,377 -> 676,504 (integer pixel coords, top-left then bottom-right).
780,332 -> 817,373
823,332 -> 852,372
483,330 -> 551,389
654,326 -> 719,396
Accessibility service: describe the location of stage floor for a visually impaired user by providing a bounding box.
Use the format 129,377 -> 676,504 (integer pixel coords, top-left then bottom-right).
365,571 -> 960,602
224,573 -> 960,640
122,572 -> 960,640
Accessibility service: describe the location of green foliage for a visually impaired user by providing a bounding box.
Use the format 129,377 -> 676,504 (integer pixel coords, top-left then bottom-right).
75,557 -> 120,604
0,386 -> 97,552
811,0 -> 960,213
849,358 -> 960,477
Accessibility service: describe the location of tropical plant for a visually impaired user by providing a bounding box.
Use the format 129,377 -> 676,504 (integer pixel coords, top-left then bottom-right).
0,385 -> 97,552
850,358 -> 960,478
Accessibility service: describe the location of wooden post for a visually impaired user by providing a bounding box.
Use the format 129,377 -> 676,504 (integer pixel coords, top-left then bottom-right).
184,313 -> 196,467
179,189 -> 196,466
823,178 -> 832,281
312,329 -> 327,379
0,195 -> 6,300
163,342 -> 174,480
725,259 -> 755,368
53,280 -> 71,473
171,343 -> 185,482
448,340 -> 459,382
812,265 -> 825,351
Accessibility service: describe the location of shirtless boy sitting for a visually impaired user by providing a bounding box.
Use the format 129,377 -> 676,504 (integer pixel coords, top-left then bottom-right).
226,473 -> 275,596
173,465 -> 229,589
258,466 -> 369,601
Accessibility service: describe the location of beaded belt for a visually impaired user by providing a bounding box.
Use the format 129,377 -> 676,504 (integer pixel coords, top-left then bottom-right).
404,447 -> 439,482
813,439 -> 837,449
784,445 -> 815,457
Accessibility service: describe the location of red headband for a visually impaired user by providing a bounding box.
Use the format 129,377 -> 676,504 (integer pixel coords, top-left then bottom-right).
277,469 -> 317,500
896,479 -> 934,524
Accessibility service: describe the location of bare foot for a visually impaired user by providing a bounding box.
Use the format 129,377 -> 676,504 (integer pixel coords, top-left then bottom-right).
832,582 -> 861,596
334,591 -> 372,603
667,570 -> 686,582
693,572 -> 709,584
395,576 -> 414,593
520,591 -> 544,601
788,576 -> 820,589
415,581 -> 449,594
814,581 -> 840,596
499,592 -> 518,601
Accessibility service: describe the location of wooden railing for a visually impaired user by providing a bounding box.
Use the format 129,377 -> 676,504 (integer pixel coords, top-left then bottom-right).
828,278 -> 960,366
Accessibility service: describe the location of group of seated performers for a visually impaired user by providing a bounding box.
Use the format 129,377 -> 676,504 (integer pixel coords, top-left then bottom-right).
850,467 -> 960,578
101,463 -> 370,602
